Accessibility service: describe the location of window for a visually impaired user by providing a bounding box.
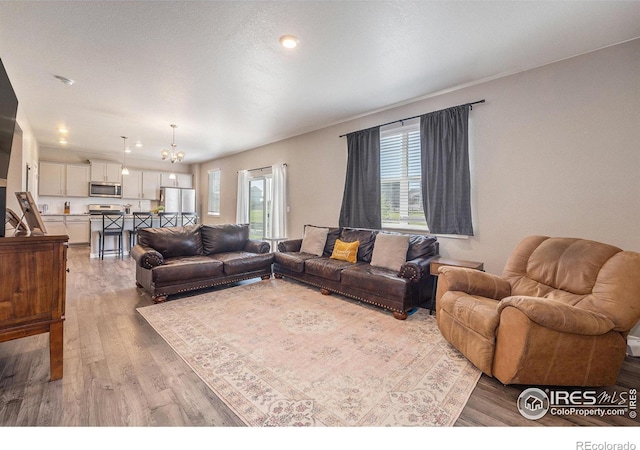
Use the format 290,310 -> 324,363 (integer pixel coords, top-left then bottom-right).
380,121 -> 427,229
207,169 -> 221,215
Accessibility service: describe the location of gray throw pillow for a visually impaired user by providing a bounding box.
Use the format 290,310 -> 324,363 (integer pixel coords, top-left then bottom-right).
370,233 -> 410,272
300,226 -> 329,256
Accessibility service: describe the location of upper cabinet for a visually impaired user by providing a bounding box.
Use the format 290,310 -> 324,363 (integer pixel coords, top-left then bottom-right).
160,172 -> 193,188
122,170 -> 161,200
39,162 -> 65,196
39,161 -> 90,197
142,171 -> 161,199
66,164 -> 91,197
90,161 -> 122,183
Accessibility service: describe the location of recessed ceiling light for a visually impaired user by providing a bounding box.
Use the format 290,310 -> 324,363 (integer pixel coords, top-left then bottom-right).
58,126 -> 68,134
135,141 -> 143,148
54,75 -> 75,86
279,35 -> 299,49
59,138 -> 68,144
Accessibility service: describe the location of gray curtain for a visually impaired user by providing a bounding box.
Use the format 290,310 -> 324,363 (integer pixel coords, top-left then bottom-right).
339,127 -> 381,228
420,105 -> 473,235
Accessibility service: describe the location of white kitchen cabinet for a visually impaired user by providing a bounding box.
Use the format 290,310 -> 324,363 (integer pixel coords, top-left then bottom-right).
39,161 -> 90,197
91,161 -> 122,183
65,216 -> 90,244
160,172 -> 192,188
122,170 -> 161,200
41,215 -> 66,235
39,162 -> 66,196
122,169 -> 143,199
65,164 -> 90,197
142,171 -> 161,200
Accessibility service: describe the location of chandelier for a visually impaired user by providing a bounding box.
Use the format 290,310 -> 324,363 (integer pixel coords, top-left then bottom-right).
160,124 -> 185,163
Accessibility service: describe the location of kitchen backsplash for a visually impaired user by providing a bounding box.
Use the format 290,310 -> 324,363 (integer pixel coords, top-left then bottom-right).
38,196 -> 156,215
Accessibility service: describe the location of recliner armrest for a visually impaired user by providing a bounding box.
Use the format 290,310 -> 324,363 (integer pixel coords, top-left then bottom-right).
399,255 -> 439,282
438,266 -> 511,300
131,244 -> 164,269
278,239 -> 302,253
244,239 -> 271,254
498,296 -> 616,335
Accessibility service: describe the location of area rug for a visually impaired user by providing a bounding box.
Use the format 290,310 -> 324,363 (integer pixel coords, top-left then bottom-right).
137,279 -> 481,426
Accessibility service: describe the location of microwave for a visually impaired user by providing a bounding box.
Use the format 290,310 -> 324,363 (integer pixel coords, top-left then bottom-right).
89,181 -> 122,198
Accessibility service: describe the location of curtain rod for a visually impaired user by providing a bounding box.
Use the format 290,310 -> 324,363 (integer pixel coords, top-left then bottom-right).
238,163 -> 287,173
338,99 -> 485,138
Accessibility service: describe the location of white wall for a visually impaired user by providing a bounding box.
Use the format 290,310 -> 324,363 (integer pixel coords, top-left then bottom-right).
199,39 -> 640,278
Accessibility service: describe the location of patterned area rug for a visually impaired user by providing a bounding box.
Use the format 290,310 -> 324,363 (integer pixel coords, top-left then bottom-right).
137,279 -> 481,426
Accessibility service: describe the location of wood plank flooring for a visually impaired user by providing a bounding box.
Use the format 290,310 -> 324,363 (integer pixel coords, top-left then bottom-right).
1,245 -> 639,428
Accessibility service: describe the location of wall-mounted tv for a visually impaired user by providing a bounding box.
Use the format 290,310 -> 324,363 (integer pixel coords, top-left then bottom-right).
0,58 -> 18,182
0,58 -> 19,237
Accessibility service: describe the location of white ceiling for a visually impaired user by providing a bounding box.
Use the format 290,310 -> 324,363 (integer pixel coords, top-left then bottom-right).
1,1 -> 640,164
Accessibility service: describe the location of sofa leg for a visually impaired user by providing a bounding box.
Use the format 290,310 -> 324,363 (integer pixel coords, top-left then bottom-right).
261,274 -> 271,280
320,288 -> 331,296
136,281 -> 143,288
393,311 -> 408,320
152,295 -> 168,304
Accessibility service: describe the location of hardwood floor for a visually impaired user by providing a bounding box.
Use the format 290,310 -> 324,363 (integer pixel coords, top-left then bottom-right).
1,245 -> 639,428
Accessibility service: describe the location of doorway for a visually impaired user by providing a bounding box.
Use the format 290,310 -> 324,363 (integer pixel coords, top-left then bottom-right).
248,175 -> 272,240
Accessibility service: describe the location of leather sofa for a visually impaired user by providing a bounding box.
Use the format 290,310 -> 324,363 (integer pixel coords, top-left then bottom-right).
273,225 -> 439,319
131,223 -> 273,302
436,235 -> 640,386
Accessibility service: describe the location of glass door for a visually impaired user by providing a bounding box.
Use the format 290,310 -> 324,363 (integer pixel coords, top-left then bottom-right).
248,175 -> 272,239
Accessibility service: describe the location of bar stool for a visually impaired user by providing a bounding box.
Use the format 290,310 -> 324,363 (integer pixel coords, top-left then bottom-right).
181,212 -> 197,226
159,212 -> 179,227
99,212 -> 125,260
129,212 -> 153,250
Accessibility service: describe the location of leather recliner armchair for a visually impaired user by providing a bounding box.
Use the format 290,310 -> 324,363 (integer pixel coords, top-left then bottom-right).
435,235 -> 640,386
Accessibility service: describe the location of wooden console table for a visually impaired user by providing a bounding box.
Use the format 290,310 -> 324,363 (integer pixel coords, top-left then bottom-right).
0,235 -> 68,381
429,257 -> 484,315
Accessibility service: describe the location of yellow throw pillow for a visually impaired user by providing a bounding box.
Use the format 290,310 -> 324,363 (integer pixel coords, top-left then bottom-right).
330,239 -> 359,263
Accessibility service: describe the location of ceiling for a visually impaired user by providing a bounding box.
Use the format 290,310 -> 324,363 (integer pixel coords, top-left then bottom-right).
1,1 -> 640,164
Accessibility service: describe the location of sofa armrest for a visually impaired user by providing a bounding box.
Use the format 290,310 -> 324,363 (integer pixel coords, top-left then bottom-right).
278,239 -> 302,253
498,296 -> 616,335
131,244 -> 164,269
244,239 -> 271,254
399,255 -> 439,282
438,266 -> 511,300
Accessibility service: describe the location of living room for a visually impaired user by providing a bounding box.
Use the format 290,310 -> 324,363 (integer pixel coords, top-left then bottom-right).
1,1 -> 639,448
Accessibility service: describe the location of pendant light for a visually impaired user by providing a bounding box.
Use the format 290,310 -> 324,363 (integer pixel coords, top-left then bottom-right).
121,136 -> 130,175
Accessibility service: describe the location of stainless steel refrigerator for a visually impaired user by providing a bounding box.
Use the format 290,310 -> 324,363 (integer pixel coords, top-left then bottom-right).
160,187 -> 196,214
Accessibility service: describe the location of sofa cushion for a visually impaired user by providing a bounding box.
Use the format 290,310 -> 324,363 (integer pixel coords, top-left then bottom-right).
370,233 -> 410,272
305,257 -> 359,282
341,264 -> 410,298
138,225 -> 203,259
407,234 -> 438,260
274,252 -> 320,273
201,223 -> 249,254
210,251 -> 275,276
330,239 -> 359,263
152,255 -> 223,284
340,228 -> 378,262
300,225 -> 329,256
323,227 -> 342,256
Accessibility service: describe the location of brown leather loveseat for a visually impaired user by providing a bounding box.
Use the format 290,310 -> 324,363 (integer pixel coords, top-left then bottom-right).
131,223 -> 273,302
273,225 -> 439,319
436,235 -> 640,386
